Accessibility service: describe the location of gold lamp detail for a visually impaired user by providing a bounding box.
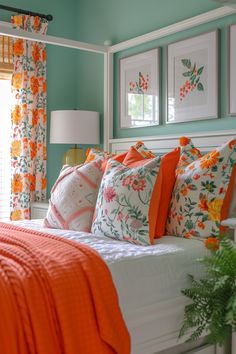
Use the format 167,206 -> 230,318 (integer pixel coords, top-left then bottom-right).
50,110 -> 100,166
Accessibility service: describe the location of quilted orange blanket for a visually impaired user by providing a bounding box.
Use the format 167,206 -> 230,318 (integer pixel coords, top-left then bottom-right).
0,222 -> 130,354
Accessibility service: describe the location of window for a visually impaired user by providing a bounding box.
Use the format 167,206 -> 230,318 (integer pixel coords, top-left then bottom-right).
0,35 -> 13,77
127,93 -> 158,127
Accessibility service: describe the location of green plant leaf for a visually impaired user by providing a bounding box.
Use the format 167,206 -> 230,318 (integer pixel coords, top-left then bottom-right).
185,219 -> 194,230
197,66 -> 204,75
183,71 -> 191,77
180,238 -> 236,345
182,59 -> 191,69
191,63 -> 196,74
197,82 -> 204,91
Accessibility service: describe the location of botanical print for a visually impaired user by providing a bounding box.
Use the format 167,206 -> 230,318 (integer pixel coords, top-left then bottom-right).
120,48 -> 159,128
167,31 -> 218,123
166,137 -> 236,239
174,48 -> 207,108
92,158 -> 161,246
129,72 -> 149,94
179,59 -> 204,101
10,15 -> 48,220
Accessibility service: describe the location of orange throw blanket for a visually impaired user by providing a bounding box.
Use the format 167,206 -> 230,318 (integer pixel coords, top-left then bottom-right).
0,222 -> 130,354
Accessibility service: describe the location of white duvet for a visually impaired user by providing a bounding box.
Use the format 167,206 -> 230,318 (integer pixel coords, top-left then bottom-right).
14,219 -> 208,353
14,219 -> 207,311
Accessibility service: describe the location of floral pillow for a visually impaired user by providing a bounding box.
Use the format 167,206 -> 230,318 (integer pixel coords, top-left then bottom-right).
134,141 -> 156,158
166,137 -> 236,239
44,159 -> 103,231
91,157 -> 161,246
85,147 -> 113,163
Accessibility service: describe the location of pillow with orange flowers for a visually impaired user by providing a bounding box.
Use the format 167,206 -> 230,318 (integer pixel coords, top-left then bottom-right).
166,137 -> 236,239
85,147 -> 114,163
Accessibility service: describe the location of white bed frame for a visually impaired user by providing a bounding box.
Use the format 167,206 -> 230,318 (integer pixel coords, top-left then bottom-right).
110,129 -> 236,354
0,6 -> 236,354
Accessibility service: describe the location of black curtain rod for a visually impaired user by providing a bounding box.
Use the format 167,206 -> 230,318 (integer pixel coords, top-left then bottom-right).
0,4 -> 53,21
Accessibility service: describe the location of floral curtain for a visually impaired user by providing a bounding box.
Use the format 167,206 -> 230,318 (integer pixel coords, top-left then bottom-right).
10,15 -> 48,220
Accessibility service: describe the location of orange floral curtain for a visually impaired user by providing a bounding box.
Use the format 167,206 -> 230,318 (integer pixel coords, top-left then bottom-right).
10,15 -> 48,220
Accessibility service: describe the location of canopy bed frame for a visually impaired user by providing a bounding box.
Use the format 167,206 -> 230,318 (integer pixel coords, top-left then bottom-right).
0,5 -> 236,354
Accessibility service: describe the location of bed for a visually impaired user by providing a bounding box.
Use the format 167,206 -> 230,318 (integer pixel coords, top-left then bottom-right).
6,130 -> 233,354
15,219 -> 208,354
1,7 -> 236,353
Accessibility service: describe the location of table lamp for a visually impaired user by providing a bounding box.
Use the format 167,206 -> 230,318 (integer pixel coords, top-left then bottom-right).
50,110 -> 100,166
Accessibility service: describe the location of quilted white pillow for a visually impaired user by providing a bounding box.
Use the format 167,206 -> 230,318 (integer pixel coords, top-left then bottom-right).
44,159 -> 103,231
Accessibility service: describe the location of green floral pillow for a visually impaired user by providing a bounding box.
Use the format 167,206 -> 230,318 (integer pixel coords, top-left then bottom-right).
91,157 -> 161,245
166,137 -> 236,239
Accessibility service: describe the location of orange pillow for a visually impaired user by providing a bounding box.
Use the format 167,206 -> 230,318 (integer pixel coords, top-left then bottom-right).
102,151 -> 127,170
122,146 -> 150,167
113,151 -> 127,163
123,146 -> 180,238
154,148 -> 180,237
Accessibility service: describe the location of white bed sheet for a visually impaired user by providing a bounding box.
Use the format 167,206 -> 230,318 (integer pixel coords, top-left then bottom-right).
14,219 -> 208,353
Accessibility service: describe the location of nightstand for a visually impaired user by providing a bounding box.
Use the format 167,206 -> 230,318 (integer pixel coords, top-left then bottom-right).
31,200 -> 49,219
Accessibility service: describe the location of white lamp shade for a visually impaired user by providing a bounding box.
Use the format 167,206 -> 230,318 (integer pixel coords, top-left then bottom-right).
50,110 -> 100,144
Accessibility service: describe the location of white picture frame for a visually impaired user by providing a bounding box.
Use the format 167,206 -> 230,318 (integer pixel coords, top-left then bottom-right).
229,24 -> 236,116
167,30 -> 218,124
119,48 -> 160,129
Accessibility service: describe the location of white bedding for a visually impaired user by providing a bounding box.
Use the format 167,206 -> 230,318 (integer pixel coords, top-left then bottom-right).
14,219 -> 208,354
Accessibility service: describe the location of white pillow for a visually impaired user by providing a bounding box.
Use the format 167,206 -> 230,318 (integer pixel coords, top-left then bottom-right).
44,159 -> 103,231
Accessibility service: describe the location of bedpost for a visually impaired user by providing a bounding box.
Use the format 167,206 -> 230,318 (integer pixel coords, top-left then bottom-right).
221,218 -> 236,354
233,228 -> 236,354
103,50 -> 113,152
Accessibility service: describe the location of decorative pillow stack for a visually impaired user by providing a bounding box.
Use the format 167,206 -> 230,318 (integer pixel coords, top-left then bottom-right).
44,159 -> 103,231
166,137 -> 236,239
92,157 -> 161,245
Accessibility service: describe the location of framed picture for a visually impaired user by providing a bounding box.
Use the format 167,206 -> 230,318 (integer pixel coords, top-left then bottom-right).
229,24 -> 236,115
119,48 -> 160,129
167,30 -> 218,124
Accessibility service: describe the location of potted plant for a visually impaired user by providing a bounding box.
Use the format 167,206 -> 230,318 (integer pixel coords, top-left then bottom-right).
179,236 -> 236,346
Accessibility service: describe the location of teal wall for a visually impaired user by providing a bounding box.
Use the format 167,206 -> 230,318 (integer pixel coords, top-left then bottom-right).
76,0 -> 236,140
2,1 -> 236,194
0,0 -> 78,195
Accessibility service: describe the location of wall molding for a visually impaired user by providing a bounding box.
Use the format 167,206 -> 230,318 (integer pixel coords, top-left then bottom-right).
109,129 -> 236,153
109,6 -> 236,53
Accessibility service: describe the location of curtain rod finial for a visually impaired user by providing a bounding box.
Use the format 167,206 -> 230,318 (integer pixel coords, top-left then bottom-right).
46,14 -> 53,21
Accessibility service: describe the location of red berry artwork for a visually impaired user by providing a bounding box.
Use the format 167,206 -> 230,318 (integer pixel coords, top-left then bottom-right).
179,59 -> 204,101
129,72 -> 149,94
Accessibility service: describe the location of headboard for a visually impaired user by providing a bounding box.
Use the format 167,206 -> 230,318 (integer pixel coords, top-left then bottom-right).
109,129 -> 236,154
